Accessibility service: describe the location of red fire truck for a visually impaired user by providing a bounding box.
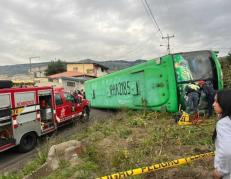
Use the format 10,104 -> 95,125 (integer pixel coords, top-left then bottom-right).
0,81 -> 90,152
54,88 -> 90,124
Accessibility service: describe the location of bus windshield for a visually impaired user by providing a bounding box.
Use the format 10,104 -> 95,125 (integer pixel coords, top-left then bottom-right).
174,51 -> 213,83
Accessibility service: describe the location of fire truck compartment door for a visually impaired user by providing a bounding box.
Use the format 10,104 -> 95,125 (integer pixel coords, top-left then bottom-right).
14,92 -> 38,124
0,94 -> 12,128
13,92 -> 41,143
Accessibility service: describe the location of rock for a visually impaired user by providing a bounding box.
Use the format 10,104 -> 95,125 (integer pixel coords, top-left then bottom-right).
64,146 -> 76,161
47,140 -> 82,171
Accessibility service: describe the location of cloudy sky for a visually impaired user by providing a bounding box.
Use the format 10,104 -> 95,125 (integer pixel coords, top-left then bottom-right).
0,0 -> 230,66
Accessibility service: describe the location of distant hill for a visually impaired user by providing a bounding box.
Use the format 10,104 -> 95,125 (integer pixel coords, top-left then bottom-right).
75,59 -> 146,71
0,59 -> 146,76
99,59 -> 146,71
0,62 -> 50,76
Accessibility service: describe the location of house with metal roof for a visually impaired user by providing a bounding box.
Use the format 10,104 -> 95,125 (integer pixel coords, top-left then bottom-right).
47,71 -> 96,92
66,59 -> 109,77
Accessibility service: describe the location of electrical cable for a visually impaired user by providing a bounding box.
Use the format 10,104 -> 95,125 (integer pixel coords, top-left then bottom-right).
141,0 -> 164,38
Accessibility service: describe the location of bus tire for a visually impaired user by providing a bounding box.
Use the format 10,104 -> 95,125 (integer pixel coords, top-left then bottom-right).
18,132 -> 37,153
80,107 -> 90,123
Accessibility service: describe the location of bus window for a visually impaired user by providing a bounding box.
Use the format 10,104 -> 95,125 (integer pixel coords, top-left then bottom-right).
180,51 -> 213,81
174,54 -> 193,83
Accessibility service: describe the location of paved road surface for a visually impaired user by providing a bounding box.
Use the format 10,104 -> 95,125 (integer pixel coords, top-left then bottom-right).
0,109 -> 116,174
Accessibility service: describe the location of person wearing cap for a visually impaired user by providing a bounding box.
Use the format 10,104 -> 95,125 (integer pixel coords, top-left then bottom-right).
198,80 -> 215,117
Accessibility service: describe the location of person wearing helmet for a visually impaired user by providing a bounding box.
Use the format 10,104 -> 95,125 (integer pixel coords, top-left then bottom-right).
184,83 -> 200,114
198,80 -> 215,117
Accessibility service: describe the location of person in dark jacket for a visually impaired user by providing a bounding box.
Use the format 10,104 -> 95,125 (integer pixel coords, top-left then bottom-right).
184,83 -> 200,114
81,89 -> 86,99
198,80 -> 215,117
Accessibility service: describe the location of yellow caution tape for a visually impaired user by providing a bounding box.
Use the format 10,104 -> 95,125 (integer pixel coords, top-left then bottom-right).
97,152 -> 214,179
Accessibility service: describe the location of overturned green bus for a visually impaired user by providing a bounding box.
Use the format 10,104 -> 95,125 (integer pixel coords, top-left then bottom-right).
84,50 -> 223,112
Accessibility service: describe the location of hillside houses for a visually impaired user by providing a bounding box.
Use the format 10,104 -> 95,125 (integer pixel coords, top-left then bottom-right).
33,60 -> 109,91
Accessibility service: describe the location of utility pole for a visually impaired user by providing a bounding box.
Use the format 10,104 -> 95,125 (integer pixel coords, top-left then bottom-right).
162,34 -> 175,54
29,56 -> 40,73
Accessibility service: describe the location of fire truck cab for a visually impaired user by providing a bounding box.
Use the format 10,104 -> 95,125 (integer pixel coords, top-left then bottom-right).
54,88 -> 90,124
0,82 -> 90,153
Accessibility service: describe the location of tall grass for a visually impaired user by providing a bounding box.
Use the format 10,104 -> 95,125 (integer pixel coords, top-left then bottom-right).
1,110 -> 215,179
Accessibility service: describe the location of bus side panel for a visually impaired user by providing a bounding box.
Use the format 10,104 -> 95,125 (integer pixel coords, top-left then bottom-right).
88,72 -> 134,108
131,71 -> 145,107
85,56 -> 178,112
144,56 -> 178,112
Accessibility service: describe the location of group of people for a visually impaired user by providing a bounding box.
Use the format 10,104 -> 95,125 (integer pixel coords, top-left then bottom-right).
72,89 -> 86,99
184,80 -> 215,117
184,82 -> 231,178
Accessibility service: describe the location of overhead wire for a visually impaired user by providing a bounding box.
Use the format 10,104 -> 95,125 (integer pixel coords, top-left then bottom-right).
113,0 -> 169,61
99,0 -> 166,61
108,29 -> 161,61
141,0 -> 164,39
119,0 -> 168,59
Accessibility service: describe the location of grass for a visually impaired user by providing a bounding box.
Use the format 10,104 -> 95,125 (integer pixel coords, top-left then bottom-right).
1,110 -> 216,179
0,149 -> 48,179
72,110 -> 215,178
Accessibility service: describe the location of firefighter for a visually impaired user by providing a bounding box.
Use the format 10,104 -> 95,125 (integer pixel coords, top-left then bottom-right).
40,99 -> 46,109
40,99 -> 47,120
81,89 -> 86,99
184,83 -> 200,114
198,80 -> 215,117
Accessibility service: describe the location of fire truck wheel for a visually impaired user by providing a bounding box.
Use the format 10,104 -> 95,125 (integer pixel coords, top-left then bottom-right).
80,107 -> 90,123
18,132 -> 37,153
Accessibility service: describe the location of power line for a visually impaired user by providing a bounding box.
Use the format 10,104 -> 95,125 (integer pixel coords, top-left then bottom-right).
140,0 -> 175,54
141,0 -> 163,38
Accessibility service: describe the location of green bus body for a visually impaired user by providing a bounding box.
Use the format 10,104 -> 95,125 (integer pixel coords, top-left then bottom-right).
84,50 -> 223,112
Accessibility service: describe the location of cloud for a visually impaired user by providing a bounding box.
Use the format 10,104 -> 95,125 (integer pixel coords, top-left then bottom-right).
0,0 -> 230,66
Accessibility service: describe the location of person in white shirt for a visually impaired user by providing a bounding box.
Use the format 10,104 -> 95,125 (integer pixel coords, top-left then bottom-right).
212,89 -> 231,179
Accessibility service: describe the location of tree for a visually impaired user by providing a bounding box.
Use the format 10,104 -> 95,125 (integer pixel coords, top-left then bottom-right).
227,52 -> 231,64
45,60 -> 66,76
